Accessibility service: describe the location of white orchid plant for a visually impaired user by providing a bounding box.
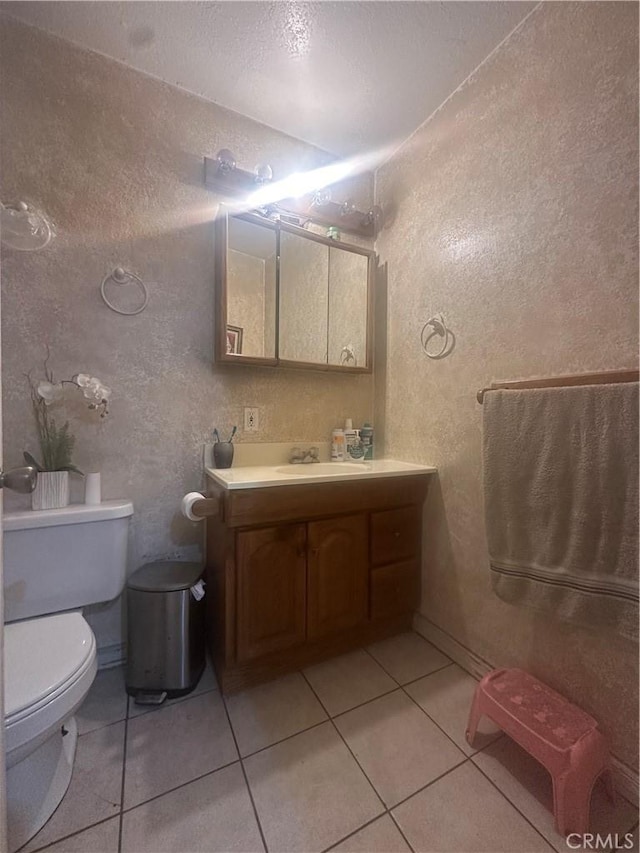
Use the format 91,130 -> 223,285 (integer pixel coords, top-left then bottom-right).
24,357 -> 111,474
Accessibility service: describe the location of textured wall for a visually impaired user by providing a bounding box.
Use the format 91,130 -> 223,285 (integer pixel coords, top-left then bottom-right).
0,16 -> 373,649
375,2 -> 639,769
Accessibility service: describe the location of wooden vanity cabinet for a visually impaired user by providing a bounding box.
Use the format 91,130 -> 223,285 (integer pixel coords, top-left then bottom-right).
204,475 -> 430,693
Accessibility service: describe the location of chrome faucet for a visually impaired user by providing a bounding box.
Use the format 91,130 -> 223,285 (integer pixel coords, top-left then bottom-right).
289,446 -> 320,464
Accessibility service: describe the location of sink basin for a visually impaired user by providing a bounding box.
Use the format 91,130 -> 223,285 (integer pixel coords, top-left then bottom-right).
274,463 -> 368,476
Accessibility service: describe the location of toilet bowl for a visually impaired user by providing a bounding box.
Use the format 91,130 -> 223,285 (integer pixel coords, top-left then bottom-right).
3,500 -> 133,852
5,613 -> 98,852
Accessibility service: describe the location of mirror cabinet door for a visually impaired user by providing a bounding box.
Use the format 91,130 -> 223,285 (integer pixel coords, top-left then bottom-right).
279,230 -> 329,365
216,211 -> 373,372
327,248 -> 370,369
225,216 -> 277,359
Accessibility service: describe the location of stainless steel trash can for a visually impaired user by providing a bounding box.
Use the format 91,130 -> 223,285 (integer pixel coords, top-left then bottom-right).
126,560 -> 206,704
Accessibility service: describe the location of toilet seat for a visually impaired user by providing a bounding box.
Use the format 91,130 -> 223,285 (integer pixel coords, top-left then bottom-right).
5,613 -> 97,764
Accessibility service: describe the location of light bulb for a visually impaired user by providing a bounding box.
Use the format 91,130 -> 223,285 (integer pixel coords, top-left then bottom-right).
216,148 -> 236,174
312,188 -> 332,207
340,198 -> 356,217
365,204 -> 383,227
254,163 -> 273,184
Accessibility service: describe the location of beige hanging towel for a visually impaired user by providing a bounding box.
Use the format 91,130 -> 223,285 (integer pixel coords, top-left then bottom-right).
483,382 -> 639,641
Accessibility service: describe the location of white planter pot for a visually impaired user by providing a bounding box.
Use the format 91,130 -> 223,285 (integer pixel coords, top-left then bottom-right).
31,471 -> 70,510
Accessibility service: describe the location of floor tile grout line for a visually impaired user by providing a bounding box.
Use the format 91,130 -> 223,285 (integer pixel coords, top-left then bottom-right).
21,716 -> 130,853
321,812 -> 389,853
120,757 -> 241,816
326,684 -> 401,721
301,663 -> 505,852
471,757 -> 560,851
363,644 -> 487,756
219,692 -> 270,853
300,669 -> 411,852
387,808 -> 415,852
217,677 -> 437,762
361,646 -> 402,687
322,758 -> 477,853
398,660 -> 455,687
322,811 -> 409,853
67,663 -> 483,844
387,757 -> 470,812
238,717 -> 329,760
385,811 -> 416,853
78,714 -> 129,739
300,671 -> 388,803
399,679 -> 488,760
363,643 -> 455,689
19,815 -> 121,853
237,758 -> 270,853
117,711 -> 129,853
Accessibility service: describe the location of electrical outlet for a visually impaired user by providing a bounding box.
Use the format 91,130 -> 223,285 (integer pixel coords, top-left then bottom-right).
244,407 -> 260,433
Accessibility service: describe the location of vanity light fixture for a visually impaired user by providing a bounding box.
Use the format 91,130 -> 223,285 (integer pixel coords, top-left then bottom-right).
253,163 -> 273,184
215,148 -> 237,174
0,201 -> 54,251
204,149 -> 379,237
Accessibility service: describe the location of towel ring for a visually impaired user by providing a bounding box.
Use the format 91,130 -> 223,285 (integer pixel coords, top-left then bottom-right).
421,313 -> 455,360
340,345 -> 357,366
100,267 -> 148,315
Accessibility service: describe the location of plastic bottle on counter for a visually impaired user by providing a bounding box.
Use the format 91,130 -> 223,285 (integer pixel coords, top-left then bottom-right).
344,419 -> 360,460
331,428 -> 346,461
360,422 -> 374,460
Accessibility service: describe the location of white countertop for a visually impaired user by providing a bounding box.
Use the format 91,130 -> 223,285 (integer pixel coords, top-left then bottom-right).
206,459 -> 437,490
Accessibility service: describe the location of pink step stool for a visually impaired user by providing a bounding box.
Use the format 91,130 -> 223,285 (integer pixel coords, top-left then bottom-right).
466,668 -> 615,836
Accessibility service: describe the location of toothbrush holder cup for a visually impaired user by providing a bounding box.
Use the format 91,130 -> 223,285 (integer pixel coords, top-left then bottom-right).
213,442 -> 234,469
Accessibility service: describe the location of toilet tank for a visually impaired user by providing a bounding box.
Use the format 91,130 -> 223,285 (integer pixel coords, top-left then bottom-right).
3,500 -> 133,623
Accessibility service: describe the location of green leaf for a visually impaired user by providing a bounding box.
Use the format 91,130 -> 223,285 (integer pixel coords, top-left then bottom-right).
23,451 -> 44,472
60,464 -> 84,476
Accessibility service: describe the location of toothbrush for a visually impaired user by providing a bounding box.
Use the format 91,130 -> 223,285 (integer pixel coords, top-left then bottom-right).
213,428 -> 220,443
228,426 -> 237,443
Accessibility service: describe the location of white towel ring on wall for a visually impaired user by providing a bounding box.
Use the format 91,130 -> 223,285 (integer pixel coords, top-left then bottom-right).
340,344 -> 357,366
100,267 -> 149,315
420,313 -> 455,359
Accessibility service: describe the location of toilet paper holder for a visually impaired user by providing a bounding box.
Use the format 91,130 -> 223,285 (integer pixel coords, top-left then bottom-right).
181,492 -> 221,521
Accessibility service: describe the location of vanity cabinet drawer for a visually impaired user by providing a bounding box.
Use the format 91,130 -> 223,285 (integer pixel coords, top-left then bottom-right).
370,560 -> 420,620
371,505 -> 422,566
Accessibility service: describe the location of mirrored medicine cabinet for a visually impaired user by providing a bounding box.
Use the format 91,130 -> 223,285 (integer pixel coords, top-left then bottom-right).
214,209 -> 375,372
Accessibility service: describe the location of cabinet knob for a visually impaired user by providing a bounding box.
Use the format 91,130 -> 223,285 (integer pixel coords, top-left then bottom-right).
394,531 -> 401,538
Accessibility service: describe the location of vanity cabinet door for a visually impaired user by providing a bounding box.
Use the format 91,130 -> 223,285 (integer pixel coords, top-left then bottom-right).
307,514 -> 368,640
236,524 -> 307,662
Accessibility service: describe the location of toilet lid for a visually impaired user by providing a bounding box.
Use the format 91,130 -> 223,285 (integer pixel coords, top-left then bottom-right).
4,613 -> 95,721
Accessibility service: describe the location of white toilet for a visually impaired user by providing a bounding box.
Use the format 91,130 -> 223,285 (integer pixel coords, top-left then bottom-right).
3,499 -> 133,852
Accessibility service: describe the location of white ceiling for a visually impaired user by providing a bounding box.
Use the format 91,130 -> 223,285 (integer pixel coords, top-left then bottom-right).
1,1 -> 535,159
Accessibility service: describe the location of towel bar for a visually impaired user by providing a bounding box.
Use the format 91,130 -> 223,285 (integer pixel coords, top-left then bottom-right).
477,368 -> 639,403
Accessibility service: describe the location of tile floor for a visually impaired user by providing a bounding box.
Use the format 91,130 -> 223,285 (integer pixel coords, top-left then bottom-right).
20,632 -> 639,853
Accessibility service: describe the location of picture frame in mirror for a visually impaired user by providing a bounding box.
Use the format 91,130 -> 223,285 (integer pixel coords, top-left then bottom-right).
226,325 -> 243,355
